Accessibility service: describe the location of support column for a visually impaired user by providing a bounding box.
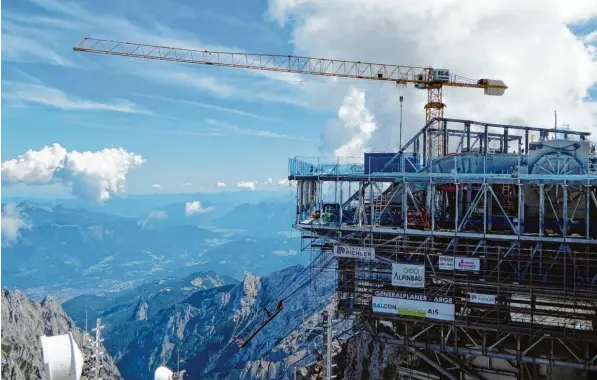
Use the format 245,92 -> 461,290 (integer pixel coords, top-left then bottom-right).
403,181 -> 409,231
539,185 -> 544,237
585,185 -> 591,239
322,311 -> 333,380
563,185 -> 568,237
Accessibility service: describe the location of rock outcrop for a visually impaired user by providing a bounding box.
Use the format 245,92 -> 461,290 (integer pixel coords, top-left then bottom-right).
1,288 -> 122,380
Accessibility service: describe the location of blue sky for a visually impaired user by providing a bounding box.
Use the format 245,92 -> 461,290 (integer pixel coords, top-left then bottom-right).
1,0 -> 330,197
2,0 -> 596,200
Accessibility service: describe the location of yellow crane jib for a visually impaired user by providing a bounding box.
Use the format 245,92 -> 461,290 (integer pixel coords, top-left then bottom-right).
73,37 -> 508,158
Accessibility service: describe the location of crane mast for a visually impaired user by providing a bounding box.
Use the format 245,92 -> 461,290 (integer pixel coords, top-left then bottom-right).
73,37 -> 507,158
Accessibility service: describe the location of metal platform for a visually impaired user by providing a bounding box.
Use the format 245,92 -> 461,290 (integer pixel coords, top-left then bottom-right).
290,118 -> 597,379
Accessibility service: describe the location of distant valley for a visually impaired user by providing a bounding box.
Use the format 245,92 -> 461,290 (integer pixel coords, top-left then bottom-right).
1,195 -> 304,301
63,265 -> 341,380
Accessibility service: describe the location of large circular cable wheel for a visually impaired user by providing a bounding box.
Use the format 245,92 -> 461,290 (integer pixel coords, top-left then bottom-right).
530,152 -> 586,219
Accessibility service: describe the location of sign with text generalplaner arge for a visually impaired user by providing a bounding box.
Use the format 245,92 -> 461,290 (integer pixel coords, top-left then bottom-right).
392,263 -> 425,288
372,296 -> 455,321
373,290 -> 453,304
333,245 -> 375,259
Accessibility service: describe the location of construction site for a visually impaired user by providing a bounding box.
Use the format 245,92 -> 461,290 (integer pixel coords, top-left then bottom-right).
71,38 -> 597,379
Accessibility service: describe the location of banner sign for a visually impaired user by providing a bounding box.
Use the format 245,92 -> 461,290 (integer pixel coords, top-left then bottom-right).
333,245 -> 375,259
469,293 -> 496,305
372,296 -> 455,321
373,290 -> 453,304
392,264 -> 425,288
438,256 -> 454,270
438,256 -> 480,271
455,257 -> 480,271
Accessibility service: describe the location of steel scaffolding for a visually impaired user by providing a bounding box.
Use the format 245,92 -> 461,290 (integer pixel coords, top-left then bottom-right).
290,118 -> 597,379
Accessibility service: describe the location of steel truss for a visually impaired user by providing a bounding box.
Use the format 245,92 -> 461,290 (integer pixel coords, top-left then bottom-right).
363,319 -> 597,378
291,119 -> 597,379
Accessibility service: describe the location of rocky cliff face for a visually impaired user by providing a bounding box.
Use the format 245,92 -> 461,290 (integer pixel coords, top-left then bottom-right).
1,288 -> 122,380
114,265 -> 344,380
63,271 -> 238,362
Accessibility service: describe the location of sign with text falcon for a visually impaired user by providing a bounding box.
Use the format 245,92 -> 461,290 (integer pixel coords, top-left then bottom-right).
372,296 -> 455,321
333,245 -> 375,259
392,263 -> 425,288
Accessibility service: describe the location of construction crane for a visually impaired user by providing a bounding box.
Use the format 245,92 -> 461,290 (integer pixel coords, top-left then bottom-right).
73,37 -> 507,158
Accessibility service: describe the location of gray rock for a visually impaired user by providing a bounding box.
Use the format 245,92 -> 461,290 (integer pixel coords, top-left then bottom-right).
1,288 -> 122,380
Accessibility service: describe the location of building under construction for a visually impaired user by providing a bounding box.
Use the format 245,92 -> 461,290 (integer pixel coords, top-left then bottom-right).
290,118 -> 597,379
71,37 -> 597,379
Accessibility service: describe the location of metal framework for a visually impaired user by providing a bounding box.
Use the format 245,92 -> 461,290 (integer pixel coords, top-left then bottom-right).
290,118 -> 597,379
73,37 -> 507,158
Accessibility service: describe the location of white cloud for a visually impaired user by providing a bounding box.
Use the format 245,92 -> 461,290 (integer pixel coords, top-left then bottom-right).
185,201 -> 214,216
3,82 -> 151,114
322,86 -> 377,158
205,119 -> 305,140
3,0 -> 310,109
277,178 -> 291,186
216,181 -> 227,188
236,181 -> 257,190
152,184 -> 162,189
1,144 -> 145,202
1,202 -> 31,245
267,0 -> 597,148
134,94 -> 283,122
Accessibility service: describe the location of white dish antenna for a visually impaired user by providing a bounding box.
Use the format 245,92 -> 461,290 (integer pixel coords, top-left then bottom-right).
40,332 -> 84,380
155,366 -> 174,380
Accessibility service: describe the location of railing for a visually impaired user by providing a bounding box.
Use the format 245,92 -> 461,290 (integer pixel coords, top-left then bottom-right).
290,152 -> 597,180
289,156 -> 364,177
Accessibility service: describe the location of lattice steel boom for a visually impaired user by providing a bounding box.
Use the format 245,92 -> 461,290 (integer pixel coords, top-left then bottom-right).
73,37 -> 507,158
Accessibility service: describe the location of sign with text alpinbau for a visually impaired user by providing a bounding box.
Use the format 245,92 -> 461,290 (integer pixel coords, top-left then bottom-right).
392,263 -> 425,288
333,245 -> 375,259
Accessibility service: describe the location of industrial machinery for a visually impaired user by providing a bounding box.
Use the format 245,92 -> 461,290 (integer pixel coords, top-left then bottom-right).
72,37 -> 507,159
291,119 -> 597,379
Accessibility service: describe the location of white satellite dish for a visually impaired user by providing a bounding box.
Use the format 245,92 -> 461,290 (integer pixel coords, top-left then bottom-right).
155,366 -> 174,380
40,332 -> 84,380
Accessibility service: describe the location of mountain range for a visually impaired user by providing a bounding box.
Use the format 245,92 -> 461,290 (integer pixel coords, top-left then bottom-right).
64,264 -> 348,380
2,200 -> 303,301
0,195 -> 394,379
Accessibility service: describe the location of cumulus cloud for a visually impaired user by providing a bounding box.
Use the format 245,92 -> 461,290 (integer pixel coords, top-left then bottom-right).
1,202 -> 31,245
216,181 -> 227,188
267,0 -> 597,150
1,144 -> 145,202
236,181 -> 257,190
322,86 -> 377,158
152,184 -> 161,189
185,201 -> 214,216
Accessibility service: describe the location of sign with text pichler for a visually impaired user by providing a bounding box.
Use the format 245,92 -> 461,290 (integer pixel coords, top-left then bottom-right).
333,245 -> 376,259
